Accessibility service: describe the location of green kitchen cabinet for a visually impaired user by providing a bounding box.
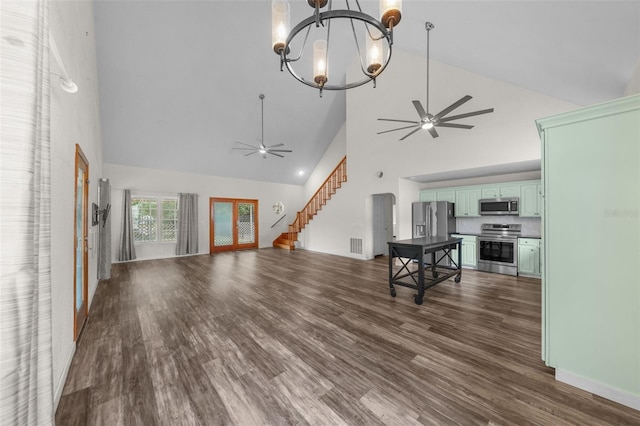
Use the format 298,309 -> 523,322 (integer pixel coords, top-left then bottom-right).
420,189 -> 455,203
520,183 -> 542,217
536,94 -> 639,408
450,234 -> 477,269
419,190 -> 437,202
481,184 -> 521,199
436,190 -> 456,203
455,188 -> 481,217
517,238 -> 540,277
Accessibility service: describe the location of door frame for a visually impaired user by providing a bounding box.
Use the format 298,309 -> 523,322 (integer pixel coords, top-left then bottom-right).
372,193 -> 395,256
73,144 -> 89,341
209,198 -> 259,253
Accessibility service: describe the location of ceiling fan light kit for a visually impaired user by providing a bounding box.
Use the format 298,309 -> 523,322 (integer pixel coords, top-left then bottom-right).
378,21 -> 494,140
272,0 -> 402,96
232,94 -> 293,159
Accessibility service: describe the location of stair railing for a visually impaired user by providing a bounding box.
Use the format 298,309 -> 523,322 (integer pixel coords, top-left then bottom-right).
288,156 -> 347,240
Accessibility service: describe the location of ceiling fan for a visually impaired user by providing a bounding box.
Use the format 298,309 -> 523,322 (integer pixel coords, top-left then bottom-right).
233,94 -> 292,159
378,22 -> 494,140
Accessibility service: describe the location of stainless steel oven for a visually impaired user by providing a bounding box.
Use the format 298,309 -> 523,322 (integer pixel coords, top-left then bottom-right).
477,224 -> 521,276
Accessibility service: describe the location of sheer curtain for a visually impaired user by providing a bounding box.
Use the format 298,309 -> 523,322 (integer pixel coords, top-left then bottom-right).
0,0 -> 55,424
117,189 -> 136,261
176,193 -> 198,255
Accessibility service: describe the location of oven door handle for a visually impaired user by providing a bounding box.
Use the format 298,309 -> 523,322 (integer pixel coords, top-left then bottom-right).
479,237 -> 518,243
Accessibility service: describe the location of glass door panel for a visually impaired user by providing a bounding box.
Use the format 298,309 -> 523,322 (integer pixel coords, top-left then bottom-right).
213,201 -> 234,248
210,198 -> 259,253
237,202 -> 256,244
75,173 -> 84,310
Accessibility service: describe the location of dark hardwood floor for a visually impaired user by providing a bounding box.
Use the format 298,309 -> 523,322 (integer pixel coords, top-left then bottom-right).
56,249 -> 640,425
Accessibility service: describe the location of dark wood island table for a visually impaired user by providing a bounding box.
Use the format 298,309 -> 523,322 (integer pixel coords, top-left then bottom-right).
388,236 -> 463,305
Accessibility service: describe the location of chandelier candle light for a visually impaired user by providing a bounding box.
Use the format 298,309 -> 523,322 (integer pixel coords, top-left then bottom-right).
272,0 -> 402,96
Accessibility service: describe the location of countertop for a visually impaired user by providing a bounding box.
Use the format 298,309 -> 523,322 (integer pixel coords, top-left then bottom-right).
450,232 -> 542,239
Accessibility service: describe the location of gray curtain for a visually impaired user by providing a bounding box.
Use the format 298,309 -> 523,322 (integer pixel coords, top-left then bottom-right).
97,179 -> 111,278
176,193 -> 198,255
0,0 -> 55,424
117,189 -> 136,261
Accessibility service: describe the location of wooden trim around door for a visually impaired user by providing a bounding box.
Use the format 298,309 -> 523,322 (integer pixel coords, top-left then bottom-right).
209,198 -> 259,253
74,144 -> 89,341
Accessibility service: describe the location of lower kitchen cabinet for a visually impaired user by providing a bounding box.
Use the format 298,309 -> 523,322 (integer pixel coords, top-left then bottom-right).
450,234 -> 477,269
517,238 -> 541,277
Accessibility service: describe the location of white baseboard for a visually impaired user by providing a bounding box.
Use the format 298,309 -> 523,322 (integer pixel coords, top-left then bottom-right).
54,342 -> 76,411
556,369 -> 640,411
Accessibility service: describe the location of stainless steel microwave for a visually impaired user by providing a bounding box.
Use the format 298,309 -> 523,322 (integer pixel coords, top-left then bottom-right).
479,198 -> 519,215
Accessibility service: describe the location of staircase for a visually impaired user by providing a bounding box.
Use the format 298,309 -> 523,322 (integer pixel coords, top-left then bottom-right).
273,156 -> 347,250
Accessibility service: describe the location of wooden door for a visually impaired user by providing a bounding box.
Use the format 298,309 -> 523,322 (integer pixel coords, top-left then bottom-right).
209,198 -> 259,253
74,144 -> 89,340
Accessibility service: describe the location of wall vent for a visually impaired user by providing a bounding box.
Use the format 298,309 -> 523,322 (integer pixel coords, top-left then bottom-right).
350,238 -> 363,254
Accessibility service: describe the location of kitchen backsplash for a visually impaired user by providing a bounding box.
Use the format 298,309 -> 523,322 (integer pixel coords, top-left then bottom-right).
455,216 -> 541,237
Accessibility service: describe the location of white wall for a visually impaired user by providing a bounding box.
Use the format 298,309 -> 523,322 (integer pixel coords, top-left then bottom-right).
303,122 -> 347,201
104,163 -> 304,261
624,59 -> 640,96
301,49 -> 578,259
49,0 -> 103,408
295,123 -> 347,252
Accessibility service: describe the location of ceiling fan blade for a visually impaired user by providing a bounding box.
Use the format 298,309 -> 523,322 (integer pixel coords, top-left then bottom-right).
433,95 -> 473,120
399,127 -> 423,141
377,124 -> 419,135
436,123 -> 474,129
244,151 -> 258,157
437,108 -> 494,123
378,118 -> 421,124
267,143 -> 284,148
412,100 -> 428,120
427,127 -> 439,138
233,147 -> 258,151
235,141 -> 259,149
269,149 -> 292,153
268,152 -> 285,158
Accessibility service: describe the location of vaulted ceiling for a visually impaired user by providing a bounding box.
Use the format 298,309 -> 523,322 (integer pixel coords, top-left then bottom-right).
93,1 -> 640,185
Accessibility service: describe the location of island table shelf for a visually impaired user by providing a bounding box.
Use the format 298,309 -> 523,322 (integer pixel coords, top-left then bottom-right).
388,236 -> 463,305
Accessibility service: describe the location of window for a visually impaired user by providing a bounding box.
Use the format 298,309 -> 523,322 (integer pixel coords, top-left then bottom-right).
132,197 -> 178,243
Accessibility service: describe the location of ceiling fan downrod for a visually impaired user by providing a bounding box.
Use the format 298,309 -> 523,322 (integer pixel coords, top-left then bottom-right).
425,21 -> 434,115
232,94 -> 293,159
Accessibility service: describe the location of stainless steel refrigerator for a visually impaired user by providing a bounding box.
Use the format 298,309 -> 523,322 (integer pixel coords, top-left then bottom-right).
412,201 -> 457,265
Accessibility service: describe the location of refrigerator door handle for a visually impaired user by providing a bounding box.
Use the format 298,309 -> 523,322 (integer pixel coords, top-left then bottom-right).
426,203 -> 431,237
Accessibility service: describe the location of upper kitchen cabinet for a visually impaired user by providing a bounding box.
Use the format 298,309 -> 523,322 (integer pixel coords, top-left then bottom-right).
520,183 -> 543,217
481,183 -> 521,199
537,95 -> 639,410
455,188 -> 481,217
419,190 -> 437,202
436,190 -> 456,203
419,189 -> 456,203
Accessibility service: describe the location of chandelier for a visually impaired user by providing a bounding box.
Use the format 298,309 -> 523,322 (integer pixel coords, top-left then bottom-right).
272,0 -> 402,96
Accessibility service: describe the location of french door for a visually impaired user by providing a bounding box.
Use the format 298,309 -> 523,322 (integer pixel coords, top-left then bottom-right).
74,144 -> 89,341
209,198 -> 259,253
